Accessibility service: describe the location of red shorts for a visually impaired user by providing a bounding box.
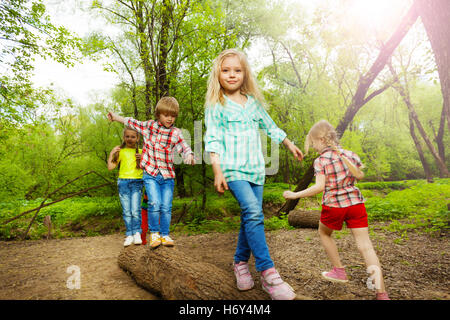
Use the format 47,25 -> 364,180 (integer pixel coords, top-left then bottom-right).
320,203 -> 368,230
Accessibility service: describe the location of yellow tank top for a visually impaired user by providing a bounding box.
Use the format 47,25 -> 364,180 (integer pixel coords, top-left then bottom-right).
118,148 -> 143,179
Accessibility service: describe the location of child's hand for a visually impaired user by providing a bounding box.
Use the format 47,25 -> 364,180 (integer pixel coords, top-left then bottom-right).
214,173 -> 229,195
184,154 -> 195,165
110,145 -> 121,155
107,111 -> 117,122
283,190 -> 298,200
286,142 -> 303,161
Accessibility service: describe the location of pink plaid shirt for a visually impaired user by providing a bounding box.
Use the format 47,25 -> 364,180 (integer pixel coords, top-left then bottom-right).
124,117 -> 193,179
314,147 -> 364,208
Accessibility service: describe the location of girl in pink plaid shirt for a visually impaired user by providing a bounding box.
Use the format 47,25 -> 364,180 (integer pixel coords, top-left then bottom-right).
283,120 -> 389,300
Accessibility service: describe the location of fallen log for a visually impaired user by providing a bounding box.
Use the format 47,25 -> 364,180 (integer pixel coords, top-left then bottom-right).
118,245 -> 263,300
288,210 -> 321,228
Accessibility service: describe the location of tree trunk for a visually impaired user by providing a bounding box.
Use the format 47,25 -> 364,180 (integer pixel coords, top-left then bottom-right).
287,210 -> 320,228
118,245 -> 263,300
278,2 -> 419,215
175,166 -> 186,198
278,164 -> 314,214
416,0 -> 450,133
434,104 -> 446,163
335,2 -> 419,137
156,0 -> 171,99
134,1 -> 154,117
388,63 -> 449,177
408,114 -> 434,182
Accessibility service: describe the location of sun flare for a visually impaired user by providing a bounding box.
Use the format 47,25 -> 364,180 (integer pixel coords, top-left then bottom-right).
345,0 -> 412,41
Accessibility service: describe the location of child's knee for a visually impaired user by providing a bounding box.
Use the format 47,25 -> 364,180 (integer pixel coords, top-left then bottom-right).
356,240 -> 373,254
148,200 -> 161,211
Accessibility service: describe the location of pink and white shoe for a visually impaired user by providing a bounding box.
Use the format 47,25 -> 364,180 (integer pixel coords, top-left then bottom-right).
261,268 -> 296,300
233,261 -> 254,291
376,292 -> 390,300
321,267 -> 349,283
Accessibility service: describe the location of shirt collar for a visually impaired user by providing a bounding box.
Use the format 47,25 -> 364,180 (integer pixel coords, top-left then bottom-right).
320,146 -> 339,155
224,94 -> 251,107
157,120 -> 173,129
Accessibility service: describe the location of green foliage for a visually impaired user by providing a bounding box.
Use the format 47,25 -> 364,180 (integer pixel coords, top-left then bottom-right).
365,179 -> 450,235
0,0 -> 81,122
0,196 -> 121,240
357,180 -> 421,191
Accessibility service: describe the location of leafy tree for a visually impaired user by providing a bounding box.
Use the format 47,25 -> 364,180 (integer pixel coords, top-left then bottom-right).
0,0 -> 81,123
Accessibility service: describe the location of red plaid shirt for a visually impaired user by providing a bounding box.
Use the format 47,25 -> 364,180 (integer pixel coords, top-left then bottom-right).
125,118 -> 193,179
314,147 -> 364,208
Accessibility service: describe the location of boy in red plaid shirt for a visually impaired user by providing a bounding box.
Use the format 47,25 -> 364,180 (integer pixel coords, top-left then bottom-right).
108,97 -> 195,248
283,120 -> 389,300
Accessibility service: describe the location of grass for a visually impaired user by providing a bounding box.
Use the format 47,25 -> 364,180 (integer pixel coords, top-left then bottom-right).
0,178 -> 448,240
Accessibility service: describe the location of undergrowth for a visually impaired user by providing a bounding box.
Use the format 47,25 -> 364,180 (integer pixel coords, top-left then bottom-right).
0,179 -> 448,240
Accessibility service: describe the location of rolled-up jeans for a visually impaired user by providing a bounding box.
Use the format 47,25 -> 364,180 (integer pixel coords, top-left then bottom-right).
142,172 -> 175,236
228,180 -> 274,272
117,178 -> 143,236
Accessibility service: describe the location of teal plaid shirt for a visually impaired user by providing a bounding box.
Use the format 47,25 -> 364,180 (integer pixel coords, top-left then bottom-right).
204,95 -> 287,185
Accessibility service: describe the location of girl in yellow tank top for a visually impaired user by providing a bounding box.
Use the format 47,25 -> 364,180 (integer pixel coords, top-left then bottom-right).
107,127 -> 144,247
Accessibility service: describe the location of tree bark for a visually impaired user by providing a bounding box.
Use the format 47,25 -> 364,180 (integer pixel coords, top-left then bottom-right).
335,2 -> 419,137
408,114 -> 434,182
133,0 -> 154,117
287,210 -> 320,229
388,63 -> 449,177
416,0 -> 450,133
118,245 -> 263,300
435,106 -> 446,162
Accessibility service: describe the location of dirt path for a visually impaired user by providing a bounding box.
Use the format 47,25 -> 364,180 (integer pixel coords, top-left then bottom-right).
0,224 -> 449,300
0,234 -> 157,299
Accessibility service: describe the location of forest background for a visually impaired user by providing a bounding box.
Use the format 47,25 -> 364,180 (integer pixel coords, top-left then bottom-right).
0,0 -> 449,240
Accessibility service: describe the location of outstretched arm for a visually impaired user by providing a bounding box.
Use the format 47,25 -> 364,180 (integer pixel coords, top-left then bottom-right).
107,111 -> 126,124
340,154 -> 364,180
283,174 -> 325,200
282,137 -> 303,161
107,146 -> 121,170
332,147 -> 364,180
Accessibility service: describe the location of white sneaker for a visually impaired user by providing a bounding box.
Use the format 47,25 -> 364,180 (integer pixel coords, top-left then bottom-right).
124,235 -> 134,247
133,232 -> 142,245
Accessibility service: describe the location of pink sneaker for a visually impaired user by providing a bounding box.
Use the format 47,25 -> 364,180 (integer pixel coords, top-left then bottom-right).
233,262 -> 254,291
321,267 -> 349,283
261,268 -> 296,300
376,292 -> 390,300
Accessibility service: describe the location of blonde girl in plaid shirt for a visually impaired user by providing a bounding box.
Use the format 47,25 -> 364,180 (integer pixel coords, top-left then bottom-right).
283,120 -> 390,300
204,48 -> 303,300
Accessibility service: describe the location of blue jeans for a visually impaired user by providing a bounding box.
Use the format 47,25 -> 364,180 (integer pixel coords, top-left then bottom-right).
117,178 -> 143,236
228,180 -> 274,272
143,172 -> 175,236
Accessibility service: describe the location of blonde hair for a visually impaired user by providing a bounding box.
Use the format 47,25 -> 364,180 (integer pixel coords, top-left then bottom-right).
305,120 -> 340,154
205,48 -> 265,107
155,96 -> 179,118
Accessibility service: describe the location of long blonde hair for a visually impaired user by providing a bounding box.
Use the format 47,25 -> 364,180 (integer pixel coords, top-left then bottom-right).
205,48 -> 265,107
305,120 -> 340,154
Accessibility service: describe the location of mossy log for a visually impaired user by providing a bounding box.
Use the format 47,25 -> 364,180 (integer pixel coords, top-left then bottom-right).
287,210 -> 321,228
118,245 -> 263,300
